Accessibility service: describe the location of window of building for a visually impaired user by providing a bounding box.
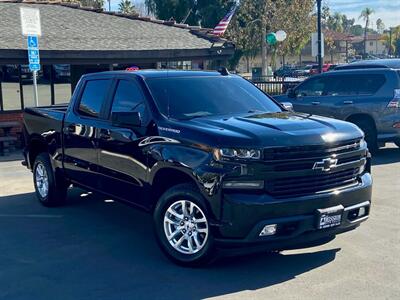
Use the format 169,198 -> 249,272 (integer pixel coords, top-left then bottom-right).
54,64 -> 72,104
1,65 -> 21,110
78,79 -> 112,118
369,41 -> 374,46
22,65 -> 51,108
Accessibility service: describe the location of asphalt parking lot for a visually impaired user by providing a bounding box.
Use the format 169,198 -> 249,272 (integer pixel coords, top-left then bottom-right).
0,146 -> 399,300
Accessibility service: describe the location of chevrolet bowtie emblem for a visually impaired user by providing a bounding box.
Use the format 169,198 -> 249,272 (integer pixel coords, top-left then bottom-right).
313,158 -> 338,172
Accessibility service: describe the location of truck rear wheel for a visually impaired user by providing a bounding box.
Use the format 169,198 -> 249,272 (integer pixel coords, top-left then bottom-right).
153,183 -> 215,267
33,153 -> 68,207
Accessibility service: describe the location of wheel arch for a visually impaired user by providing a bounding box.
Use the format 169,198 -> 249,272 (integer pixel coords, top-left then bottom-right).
149,167 -> 198,211
346,113 -> 377,131
27,136 -> 49,169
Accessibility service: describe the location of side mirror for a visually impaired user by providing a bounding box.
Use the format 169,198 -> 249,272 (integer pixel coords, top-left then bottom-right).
287,88 -> 296,98
281,102 -> 294,111
112,111 -> 141,127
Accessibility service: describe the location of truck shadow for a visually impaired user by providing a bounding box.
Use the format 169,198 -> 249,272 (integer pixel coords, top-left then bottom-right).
0,190 -> 339,300
371,147 -> 400,166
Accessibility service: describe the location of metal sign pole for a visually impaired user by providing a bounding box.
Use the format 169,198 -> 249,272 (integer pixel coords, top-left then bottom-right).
33,70 -> 39,107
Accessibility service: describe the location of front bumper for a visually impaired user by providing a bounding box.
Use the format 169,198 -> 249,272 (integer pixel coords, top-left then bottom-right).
215,173 -> 372,251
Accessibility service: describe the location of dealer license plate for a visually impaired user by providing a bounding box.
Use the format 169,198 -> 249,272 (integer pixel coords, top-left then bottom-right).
316,205 -> 344,229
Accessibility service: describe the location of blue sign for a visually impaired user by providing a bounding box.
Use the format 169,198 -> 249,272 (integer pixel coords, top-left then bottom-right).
29,63 -> 41,71
27,36 -> 39,49
27,35 -> 40,72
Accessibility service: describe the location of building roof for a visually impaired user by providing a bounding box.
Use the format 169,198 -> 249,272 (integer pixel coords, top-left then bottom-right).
351,34 -> 384,43
0,1 -> 234,64
323,29 -> 353,41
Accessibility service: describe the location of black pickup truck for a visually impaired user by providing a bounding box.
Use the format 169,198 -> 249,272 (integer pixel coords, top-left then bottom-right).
23,70 -> 372,266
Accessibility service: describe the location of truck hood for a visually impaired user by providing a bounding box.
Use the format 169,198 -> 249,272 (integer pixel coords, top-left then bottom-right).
167,112 -> 363,148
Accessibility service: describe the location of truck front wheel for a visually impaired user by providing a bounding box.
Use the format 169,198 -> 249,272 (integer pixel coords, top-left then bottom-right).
33,153 -> 68,207
153,183 -> 215,267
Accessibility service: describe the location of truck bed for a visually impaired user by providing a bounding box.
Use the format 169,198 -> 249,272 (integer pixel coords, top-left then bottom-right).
23,105 -> 68,168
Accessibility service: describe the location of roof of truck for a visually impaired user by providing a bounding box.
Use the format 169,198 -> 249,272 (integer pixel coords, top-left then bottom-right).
82,70 -> 228,79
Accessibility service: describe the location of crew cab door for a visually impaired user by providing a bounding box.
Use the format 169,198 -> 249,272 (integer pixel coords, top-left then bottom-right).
63,77 -> 113,189
291,75 -> 343,118
96,78 -> 150,206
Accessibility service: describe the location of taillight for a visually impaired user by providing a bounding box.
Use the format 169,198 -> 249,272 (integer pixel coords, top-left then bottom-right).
387,89 -> 400,108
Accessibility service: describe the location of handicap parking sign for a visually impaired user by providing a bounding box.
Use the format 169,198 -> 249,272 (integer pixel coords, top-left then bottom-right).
27,35 -> 40,70
27,36 -> 39,49
29,63 -> 40,72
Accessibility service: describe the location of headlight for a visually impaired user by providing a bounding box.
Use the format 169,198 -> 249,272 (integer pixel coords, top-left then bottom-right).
213,148 -> 262,161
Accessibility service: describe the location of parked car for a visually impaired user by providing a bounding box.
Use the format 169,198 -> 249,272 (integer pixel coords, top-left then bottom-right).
309,64 -> 333,75
335,59 -> 400,71
23,70 -> 372,266
293,65 -> 313,77
273,65 -> 297,78
275,67 -> 400,152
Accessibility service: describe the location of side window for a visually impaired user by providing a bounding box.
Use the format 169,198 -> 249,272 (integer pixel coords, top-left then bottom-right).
357,74 -> 386,95
296,77 -> 327,96
111,79 -> 145,114
78,79 -> 112,118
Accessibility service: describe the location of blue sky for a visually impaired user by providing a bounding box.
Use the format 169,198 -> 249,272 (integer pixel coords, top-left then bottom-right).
107,0 -> 400,28
328,0 -> 400,28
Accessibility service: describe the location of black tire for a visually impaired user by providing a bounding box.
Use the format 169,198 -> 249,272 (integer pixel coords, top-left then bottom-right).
153,183 -> 215,267
33,153 -> 68,207
351,119 -> 378,154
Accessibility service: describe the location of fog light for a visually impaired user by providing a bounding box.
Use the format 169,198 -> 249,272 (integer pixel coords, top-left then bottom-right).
259,224 -> 277,236
358,206 -> 366,217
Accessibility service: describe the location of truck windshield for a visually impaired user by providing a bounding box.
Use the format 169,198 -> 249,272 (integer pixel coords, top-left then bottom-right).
146,76 -> 282,119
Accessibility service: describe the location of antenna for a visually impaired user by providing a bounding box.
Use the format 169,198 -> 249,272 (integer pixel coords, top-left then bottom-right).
218,67 -> 230,76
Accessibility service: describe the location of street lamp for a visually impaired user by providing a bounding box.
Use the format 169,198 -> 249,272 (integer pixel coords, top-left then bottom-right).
248,19 -> 268,77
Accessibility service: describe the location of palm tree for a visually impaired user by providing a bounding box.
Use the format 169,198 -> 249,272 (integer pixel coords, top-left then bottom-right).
119,0 -> 136,14
359,7 -> 374,56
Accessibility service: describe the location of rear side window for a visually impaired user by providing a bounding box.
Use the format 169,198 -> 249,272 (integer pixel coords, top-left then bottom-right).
111,80 -> 144,113
78,79 -> 112,118
296,74 -> 385,97
353,74 -> 386,95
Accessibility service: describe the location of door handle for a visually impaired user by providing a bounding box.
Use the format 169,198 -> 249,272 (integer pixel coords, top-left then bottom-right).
311,101 -> 320,105
343,100 -> 353,105
99,130 -> 111,140
65,124 -> 76,133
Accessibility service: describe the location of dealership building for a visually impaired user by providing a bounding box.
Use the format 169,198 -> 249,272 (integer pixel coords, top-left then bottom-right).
0,1 -> 234,123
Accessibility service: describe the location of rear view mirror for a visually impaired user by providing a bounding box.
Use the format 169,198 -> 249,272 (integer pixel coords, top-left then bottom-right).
281,102 -> 294,111
112,111 -> 141,127
287,88 -> 296,98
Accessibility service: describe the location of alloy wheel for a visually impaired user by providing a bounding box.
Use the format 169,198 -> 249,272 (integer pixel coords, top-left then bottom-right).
163,200 -> 209,255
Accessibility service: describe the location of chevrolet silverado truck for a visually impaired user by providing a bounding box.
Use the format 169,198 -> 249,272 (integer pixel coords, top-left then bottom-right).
23,70 -> 372,266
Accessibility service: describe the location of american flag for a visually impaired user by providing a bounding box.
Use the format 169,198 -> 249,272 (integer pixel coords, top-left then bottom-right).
212,5 -> 237,36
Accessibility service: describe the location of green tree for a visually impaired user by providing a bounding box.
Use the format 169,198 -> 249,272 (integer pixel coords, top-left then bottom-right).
228,0 -> 315,71
77,0 -> 105,9
359,7 -> 375,55
144,0 -> 236,27
145,0 -> 195,23
327,12 -> 344,33
349,24 -> 363,36
376,18 -> 385,34
118,0 -> 136,14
